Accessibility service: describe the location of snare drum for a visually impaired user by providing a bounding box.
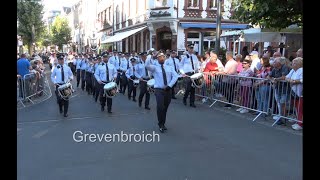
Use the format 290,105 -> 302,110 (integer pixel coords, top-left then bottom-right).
190,72 -> 204,88
147,79 -> 155,93
103,82 -> 118,98
57,82 -> 72,99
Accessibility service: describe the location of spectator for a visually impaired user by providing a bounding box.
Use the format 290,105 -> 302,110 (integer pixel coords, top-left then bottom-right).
241,46 -> 249,62
17,54 -> 32,78
254,56 -> 272,115
210,50 -> 224,71
268,57 -> 291,125
285,57 -> 303,130
249,51 -> 262,74
237,58 -> 254,113
296,48 -> 303,58
269,51 -> 281,68
235,54 -> 243,73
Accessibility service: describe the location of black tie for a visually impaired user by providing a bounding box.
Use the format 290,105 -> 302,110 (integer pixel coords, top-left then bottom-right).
61,65 -> 64,82
106,64 -> 109,82
117,57 -> 120,67
172,57 -> 177,72
161,64 -> 167,86
190,55 -> 195,71
127,59 -> 129,69
145,66 -> 149,77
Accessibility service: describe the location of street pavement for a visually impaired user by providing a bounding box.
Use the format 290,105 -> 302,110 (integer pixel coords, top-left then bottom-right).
17,75 -> 302,180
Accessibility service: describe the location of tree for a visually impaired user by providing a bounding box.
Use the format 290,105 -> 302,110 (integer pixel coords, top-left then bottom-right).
231,0 -> 303,30
17,0 -> 46,54
50,16 -> 72,51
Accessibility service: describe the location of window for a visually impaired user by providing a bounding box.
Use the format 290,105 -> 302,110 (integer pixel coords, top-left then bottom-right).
122,2 -> 126,22
108,7 -> 111,21
188,0 -> 199,7
116,5 -> 120,24
155,0 -> 168,7
208,0 -> 217,8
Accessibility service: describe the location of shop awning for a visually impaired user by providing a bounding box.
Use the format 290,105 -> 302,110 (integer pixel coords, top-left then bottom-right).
180,23 -> 249,30
101,26 -> 147,44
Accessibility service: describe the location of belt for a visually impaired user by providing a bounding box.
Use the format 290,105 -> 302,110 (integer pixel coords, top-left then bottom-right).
154,88 -> 165,91
185,72 -> 194,76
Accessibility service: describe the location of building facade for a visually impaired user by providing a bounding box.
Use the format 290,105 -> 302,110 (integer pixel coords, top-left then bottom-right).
68,0 -> 247,54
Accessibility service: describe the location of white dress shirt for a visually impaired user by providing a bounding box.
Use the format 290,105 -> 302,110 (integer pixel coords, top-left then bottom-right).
51,64 -> 73,84
179,53 -> 200,74
94,62 -> 117,82
125,64 -> 140,79
120,58 -> 131,71
165,57 -> 180,73
145,58 -> 178,89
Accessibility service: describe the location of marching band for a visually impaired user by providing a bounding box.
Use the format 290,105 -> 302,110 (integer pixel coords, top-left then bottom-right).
50,44 -> 206,132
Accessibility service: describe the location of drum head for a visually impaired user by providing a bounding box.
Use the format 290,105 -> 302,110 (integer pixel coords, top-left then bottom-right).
147,79 -> 155,86
133,80 -> 139,84
190,73 -> 203,79
104,82 -> 117,90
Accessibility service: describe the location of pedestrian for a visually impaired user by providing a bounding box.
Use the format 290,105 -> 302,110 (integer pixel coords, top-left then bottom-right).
137,52 -> 151,110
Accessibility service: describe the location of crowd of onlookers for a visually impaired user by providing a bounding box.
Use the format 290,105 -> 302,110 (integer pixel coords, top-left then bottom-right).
17,53 -> 47,99
196,47 -> 303,131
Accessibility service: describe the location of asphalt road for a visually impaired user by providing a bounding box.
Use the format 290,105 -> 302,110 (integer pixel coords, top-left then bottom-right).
17,76 -> 302,180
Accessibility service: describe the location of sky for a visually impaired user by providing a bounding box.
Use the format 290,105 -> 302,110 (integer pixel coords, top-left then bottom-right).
42,0 -> 77,11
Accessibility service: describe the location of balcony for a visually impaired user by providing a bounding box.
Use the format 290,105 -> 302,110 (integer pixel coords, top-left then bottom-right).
183,8 -> 202,18
206,9 -> 217,18
121,21 -> 126,28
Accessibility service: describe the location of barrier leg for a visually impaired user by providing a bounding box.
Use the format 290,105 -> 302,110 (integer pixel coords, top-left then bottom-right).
252,112 -> 262,122
209,100 -> 217,107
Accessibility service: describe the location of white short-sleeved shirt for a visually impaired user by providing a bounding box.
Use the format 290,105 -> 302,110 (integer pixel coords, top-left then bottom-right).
286,68 -> 303,97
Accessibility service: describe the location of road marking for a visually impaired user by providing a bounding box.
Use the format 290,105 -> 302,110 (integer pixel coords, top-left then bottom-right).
17,112 -> 148,125
32,123 -> 59,139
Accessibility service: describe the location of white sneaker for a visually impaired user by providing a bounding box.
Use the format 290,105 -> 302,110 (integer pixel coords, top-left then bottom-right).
292,124 -> 303,130
216,93 -> 223,98
236,107 -> 243,112
240,109 -> 249,114
273,115 -> 281,120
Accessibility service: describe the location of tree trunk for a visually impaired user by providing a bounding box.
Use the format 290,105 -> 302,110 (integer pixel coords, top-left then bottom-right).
28,42 -> 33,55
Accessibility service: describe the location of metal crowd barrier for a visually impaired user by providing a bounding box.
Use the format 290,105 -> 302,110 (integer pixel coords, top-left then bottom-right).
182,73 -> 303,127
17,71 -> 52,107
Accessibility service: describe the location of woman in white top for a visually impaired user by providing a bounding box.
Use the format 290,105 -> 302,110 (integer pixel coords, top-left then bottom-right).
285,57 -> 303,130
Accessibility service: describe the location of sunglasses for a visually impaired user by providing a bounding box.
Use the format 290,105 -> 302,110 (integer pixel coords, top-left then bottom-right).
242,63 -> 248,64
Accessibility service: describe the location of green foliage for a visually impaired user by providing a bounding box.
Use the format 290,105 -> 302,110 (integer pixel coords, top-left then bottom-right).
17,0 -> 46,54
50,16 -> 72,51
231,0 -> 303,30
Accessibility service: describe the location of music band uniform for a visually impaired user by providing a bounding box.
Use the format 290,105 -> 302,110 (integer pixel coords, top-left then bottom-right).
165,51 -> 180,99
179,44 -> 200,107
94,54 -> 117,113
51,55 -> 73,117
74,55 -> 82,87
125,58 -> 140,101
137,53 -> 151,109
119,54 -> 130,94
80,55 -> 87,90
145,52 -> 178,132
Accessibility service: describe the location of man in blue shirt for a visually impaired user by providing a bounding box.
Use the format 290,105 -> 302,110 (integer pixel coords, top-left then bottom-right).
145,52 -> 178,133
17,54 -> 32,98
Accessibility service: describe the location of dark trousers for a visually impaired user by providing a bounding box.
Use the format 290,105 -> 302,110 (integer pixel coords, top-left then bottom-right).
171,82 -> 177,97
128,79 -> 137,99
55,85 -> 69,115
116,72 -> 121,85
85,72 -> 93,94
155,89 -> 172,127
120,74 -> 128,94
80,70 -> 86,90
183,77 -> 195,105
76,69 -> 81,87
92,74 -> 97,97
222,81 -> 236,104
139,81 -> 150,107
99,84 -> 112,110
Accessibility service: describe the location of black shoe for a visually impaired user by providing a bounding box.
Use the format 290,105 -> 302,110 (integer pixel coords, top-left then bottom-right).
159,127 -> 164,133
59,109 -> 63,114
163,125 -> 167,130
224,104 -> 232,108
108,110 -> 112,113
145,106 -> 150,110
183,99 -> 187,106
190,104 -> 196,108
139,102 -> 142,107
133,98 -> 136,102
101,106 -> 105,111
63,114 -> 68,117
172,96 -> 177,99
